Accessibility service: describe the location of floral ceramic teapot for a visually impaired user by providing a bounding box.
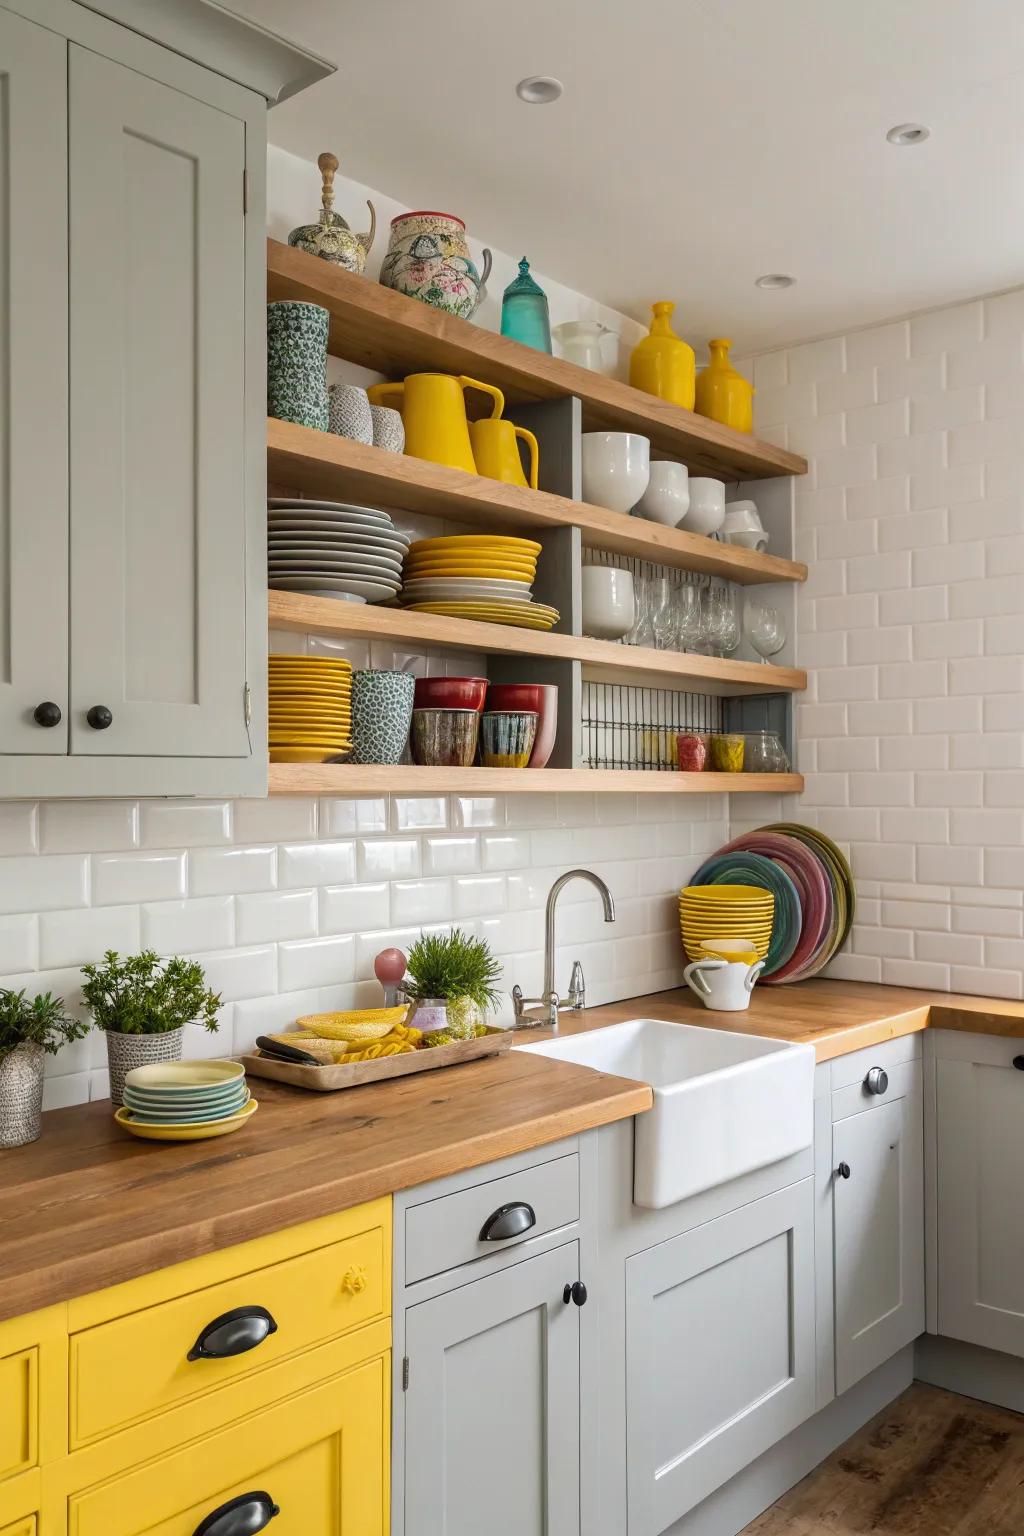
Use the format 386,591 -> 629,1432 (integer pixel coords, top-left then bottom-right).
287,151 -> 376,275
379,211 -> 492,321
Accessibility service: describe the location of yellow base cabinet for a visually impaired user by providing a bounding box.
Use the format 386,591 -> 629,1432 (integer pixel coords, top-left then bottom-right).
0,1308 -> 68,1481
0,1519 -> 36,1536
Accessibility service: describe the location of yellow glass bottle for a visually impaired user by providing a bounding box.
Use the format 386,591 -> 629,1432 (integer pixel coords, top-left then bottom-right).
629,301 -> 696,409
695,338 -> 754,433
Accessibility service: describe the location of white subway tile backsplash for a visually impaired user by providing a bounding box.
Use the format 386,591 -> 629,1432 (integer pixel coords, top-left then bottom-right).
358,838 -> 421,880
190,845 -> 276,897
279,841 -> 356,889
92,852 -> 185,907
278,934 -> 355,992
391,878 -> 452,926
40,904 -> 140,969
0,914 -> 38,974
235,889 -> 317,945
140,801 -> 231,849
0,855 -> 89,916
141,896 -> 234,955
195,945 -> 277,1003
40,801 -> 138,854
452,875 -> 506,918
233,798 -> 317,844
422,836 -> 479,876
0,804 -> 38,856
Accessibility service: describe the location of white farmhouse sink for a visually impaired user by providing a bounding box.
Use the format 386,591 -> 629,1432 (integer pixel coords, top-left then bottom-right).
517,1018 -> 815,1209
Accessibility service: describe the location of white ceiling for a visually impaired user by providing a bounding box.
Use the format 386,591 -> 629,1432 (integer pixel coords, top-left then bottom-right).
228,0 -> 1024,351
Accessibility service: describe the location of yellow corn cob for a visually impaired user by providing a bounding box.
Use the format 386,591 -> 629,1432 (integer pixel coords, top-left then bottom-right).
294,1005 -> 409,1042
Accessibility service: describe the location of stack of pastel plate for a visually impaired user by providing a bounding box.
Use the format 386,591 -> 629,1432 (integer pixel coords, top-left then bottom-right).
268,498 -> 410,603
400,535 -> 560,631
269,654 -> 352,764
678,883 -> 775,962
115,1061 -> 257,1142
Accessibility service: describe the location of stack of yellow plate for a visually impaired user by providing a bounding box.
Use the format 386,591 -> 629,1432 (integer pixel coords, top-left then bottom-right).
678,883 -> 775,961
399,535 -> 559,631
269,654 -> 352,763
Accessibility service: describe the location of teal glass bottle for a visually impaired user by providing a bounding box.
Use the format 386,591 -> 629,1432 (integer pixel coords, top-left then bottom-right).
501,257 -> 552,353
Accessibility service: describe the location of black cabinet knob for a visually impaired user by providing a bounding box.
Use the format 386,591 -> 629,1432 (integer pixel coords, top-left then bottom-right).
187,1306 -> 278,1362
562,1280 -> 588,1307
86,705 -> 113,730
192,1492 -> 279,1536
33,701 -> 62,728
1013,1056 -> 1024,1072
836,1162 -> 851,1180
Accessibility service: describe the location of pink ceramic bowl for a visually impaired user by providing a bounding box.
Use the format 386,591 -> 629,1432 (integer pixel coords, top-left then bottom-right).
414,676 -> 488,712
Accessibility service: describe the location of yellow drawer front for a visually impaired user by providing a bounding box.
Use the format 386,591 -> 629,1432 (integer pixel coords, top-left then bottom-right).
68,1354 -> 388,1536
0,1351 -> 35,1484
70,1221 -> 386,1447
0,1519 -> 35,1536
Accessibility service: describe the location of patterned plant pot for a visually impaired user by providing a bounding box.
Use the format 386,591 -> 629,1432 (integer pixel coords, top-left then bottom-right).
409,996 -> 483,1042
328,384 -> 373,444
379,211 -> 493,320
480,710 -> 538,768
0,1042 -> 45,1148
105,1027 -> 184,1107
351,670 -> 415,765
267,302 -> 329,431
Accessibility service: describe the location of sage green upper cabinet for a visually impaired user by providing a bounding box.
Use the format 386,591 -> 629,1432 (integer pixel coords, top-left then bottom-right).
68,45 -> 249,762
0,10 -> 69,756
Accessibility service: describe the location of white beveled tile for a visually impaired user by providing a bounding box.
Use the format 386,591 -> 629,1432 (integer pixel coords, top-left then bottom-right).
92,852 -> 185,907
184,1009 -> 234,1059
307,634 -> 370,666
422,836 -> 478,876
43,1073 -> 91,1111
0,803 -> 38,855
3,963 -> 88,1020
319,797 -> 388,836
40,800 -> 138,854
141,897 -> 234,955
42,1028 -> 93,1077
279,840 -> 356,889
232,797 -> 317,845
452,875 -> 505,918
320,882 -> 390,934
391,878 -> 452,926
236,889 -> 316,945
0,855 -> 89,916
89,1068 -> 112,1102
279,934 -> 356,992
232,989 -> 321,1055
358,838 -> 420,880
189,845 -> 277,897
392,796 -> 448,832
354,926 -> 422,980
452,796 -> 504,829
480,834 -> 530,872
0,915 -> 38,976
192,945 -> 277,1003
140,800 -> 232,849
40,904 -> 140,970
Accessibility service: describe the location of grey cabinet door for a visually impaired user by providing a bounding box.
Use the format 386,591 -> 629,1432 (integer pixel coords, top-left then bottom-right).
404,1241 -> 581,1536
68,44 -> 249,758
0,10 -> 69,753
626,1179 -> 814,1536
833,1093 -> 924,1395
937,1052 -> 1024,1357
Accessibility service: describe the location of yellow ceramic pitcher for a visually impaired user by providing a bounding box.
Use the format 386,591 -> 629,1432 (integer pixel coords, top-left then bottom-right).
629,301 -> 696,409
695,339 -> 754,433
367,373 -> 503,473
468,418 -> 539,489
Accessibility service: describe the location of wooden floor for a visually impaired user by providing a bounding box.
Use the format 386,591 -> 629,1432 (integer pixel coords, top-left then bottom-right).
742,1384 -> 1024,1534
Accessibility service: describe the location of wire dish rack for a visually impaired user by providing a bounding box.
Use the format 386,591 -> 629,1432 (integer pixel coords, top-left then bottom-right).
581,681 -> 724,771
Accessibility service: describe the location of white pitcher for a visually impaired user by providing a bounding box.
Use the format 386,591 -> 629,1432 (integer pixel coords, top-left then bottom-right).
683,956 -> 764,1012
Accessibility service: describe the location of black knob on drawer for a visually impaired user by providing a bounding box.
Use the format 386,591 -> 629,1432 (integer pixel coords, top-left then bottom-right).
33,701 -> 62,727
1013,1056 -> 1024,1071
187,1305 -> 278,1361
563,1280 -> 588,1307
86,705 -> 113,730
192,1492 -> 279,1536
836,1162 -> 851,1180
865,1067 -> 889,1095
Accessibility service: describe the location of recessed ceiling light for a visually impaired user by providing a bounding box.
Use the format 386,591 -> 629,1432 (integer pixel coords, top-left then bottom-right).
516,75 -> 563,104
755,273 -> 796,289
886,122 -> 930,145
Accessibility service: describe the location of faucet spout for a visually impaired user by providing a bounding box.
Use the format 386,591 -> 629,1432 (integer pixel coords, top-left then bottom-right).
542,868 -> 616,1000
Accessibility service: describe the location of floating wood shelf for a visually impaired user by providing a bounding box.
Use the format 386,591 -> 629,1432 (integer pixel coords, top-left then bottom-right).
267,240 -> 807,483
267,591 -> 806,698
267,421 -> 808,588
269,764 -> 804,797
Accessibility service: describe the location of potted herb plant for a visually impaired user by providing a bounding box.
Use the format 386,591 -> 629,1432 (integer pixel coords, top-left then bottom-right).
402,927 -> 502,1042
0,989 -> 89,1147
81,950 -> 222,1105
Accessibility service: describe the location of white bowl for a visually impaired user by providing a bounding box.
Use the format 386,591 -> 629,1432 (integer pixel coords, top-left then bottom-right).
722,499 -> 764,533
581,432 -> 650,515
633,461 -> 690,526
581,565 -> 636,639
684,477 -> 726,537
725,528 -> 769,551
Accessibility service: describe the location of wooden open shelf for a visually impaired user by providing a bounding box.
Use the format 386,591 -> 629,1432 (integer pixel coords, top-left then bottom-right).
267,240 -> 807,483
267,591 -> 806,698
269,763 -> 804,796
267,421 -> 808,588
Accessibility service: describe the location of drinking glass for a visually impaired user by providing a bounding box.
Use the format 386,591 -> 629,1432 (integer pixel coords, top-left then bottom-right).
673,584 -> 703,652
649,575 -> 675,651
626,574 -> 654,647
745,601 -> 786,663
699,584 -> 734,657
717,586 -> 741,655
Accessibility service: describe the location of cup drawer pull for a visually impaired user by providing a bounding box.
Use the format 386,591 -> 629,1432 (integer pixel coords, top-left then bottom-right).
193,1491 -> 279,1536
479,1201 -> 536,1241
187,1305 -> 278,1361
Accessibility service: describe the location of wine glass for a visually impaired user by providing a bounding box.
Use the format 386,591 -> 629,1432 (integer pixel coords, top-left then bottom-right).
745,601 -> 786,663
649,575 -> 675,651
625,573 -> 654,647
673,584 -> 703,652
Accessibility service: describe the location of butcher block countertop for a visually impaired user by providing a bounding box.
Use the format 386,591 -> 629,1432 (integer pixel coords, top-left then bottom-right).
3,977 -> 1024,1321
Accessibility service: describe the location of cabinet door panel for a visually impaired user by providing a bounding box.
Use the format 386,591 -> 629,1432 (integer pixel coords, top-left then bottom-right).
833,1094 -> 924,1395
0,10 -> 68,753
404,1242 -> 580,1536
68,45 -> 248,758
937,1055 -> 1024,1356
626,1180 -> 814,1536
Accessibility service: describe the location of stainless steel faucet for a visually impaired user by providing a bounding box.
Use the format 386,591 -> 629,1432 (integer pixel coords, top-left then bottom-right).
512,869 -> 616,1029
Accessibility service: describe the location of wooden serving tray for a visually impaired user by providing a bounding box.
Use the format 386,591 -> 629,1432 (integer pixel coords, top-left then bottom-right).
241,1027 -> 512,1092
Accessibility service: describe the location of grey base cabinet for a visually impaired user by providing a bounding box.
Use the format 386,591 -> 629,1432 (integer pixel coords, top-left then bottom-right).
625,1179 -> 815,1536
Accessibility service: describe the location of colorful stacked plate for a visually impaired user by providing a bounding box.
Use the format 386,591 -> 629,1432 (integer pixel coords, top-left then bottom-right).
690,823 -> 856,984
399,536 -> 558,629
269,654 -> 352,763
268,498 -> 410,603
115,1061 -> 257,1142
679,883 -> 775,961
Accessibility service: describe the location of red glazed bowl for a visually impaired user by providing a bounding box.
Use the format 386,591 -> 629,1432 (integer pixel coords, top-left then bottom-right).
414,676 -> 488,712
486,683 -> 544,714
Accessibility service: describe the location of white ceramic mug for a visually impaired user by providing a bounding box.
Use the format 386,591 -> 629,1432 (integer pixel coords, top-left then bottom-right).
722,499 -> 768,551
581,432 -> 651,514
683,956 -> 764,1011
581,565 -> 636,639
633,461 -> 690,526
685,477 -> 726,536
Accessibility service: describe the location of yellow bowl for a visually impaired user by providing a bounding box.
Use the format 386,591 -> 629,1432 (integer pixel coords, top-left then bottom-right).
680,884 -> 772,904
269,654 -> 352,666
683,937 -> 769,961
270,747 -> 349,763
698,940 -> 762,964
409,535 -> 542,554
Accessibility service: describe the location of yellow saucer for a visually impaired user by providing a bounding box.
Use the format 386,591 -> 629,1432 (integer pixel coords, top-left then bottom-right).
270,747 -> 350,763
410,535 -> 542,555
269,655 -> 352,667
115,1098 -> 258,1141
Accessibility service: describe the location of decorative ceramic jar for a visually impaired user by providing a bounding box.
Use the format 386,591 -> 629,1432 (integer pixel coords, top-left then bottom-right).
0,1042 -> 45,1148
328,383 -> 373,444
695,339 -> 754,433
500,257 -> 551,352
351,670 -> 415,764
288,151 -> 376,274
379,211 -> 492,320
267,301 -> 330,431
629,302 -> 696,409
369,404 -> 405,453
105,1027 -> 184,1108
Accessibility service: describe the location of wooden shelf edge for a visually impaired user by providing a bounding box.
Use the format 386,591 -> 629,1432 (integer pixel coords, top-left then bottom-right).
266,421 -> 807,587
268,764 -> 804,796
266,240 -> 808,482
267,590 -> 807,697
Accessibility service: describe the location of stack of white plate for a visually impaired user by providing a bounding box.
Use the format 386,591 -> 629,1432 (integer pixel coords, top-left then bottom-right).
268,498 -> 410,603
